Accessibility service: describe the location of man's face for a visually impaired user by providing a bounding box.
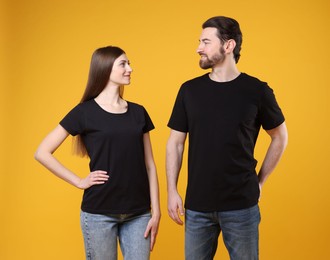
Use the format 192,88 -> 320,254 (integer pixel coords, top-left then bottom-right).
197,27 -> 225,69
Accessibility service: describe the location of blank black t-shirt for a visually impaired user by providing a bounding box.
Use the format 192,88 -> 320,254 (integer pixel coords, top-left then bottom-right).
60,99 -> 154,214
168,73 -> 285,212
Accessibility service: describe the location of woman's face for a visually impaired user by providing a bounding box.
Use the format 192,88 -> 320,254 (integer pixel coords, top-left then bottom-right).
109,53 -> 133,86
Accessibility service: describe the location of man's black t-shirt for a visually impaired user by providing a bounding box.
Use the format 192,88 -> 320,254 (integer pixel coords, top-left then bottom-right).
60,99 -> 154,214
168,73 -> 285,212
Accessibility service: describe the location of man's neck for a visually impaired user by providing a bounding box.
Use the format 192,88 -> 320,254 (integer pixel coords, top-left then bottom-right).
209,62 -> 240,82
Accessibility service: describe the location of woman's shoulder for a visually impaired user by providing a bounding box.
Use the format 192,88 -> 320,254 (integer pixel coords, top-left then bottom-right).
127,101 -> 145,111
74,99 -> 98,111
64,99 -> 98,117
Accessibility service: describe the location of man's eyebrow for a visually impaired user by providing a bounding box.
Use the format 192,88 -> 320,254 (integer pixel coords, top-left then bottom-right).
199,38 -> 211,42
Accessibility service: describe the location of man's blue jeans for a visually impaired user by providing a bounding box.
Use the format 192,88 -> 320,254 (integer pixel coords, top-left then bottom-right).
80,211 -> 151,260
185,204 -> 260,260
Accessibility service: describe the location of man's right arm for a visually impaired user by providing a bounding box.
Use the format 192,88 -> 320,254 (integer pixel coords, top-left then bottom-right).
166,129 -> 187,225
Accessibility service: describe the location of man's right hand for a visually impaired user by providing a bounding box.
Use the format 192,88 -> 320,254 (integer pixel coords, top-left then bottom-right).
167,191 -> 184,225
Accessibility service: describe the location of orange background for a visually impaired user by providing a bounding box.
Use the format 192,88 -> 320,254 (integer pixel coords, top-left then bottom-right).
1,0 -> 330,259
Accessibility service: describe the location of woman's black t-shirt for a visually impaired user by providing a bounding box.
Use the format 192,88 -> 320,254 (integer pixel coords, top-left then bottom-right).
168,73 -> 285,212
60,99 -> 154,214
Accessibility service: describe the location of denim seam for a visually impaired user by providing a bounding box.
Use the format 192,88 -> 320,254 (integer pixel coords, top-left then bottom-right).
84,213 -> 92,260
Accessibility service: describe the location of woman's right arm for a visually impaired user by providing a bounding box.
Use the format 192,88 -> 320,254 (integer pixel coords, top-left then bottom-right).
34,124 -> 109,189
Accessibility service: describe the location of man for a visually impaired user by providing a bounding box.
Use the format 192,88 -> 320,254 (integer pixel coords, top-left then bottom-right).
166,16 -> 288,260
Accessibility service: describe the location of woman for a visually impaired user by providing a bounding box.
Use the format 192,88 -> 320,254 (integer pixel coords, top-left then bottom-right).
35,46 -> 161,260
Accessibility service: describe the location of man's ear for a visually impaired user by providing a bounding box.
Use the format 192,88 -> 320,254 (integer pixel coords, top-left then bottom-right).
224,39 -> 236,54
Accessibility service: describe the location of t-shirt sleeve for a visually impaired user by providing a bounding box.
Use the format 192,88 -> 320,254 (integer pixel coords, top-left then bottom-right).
143,107 -> 155,133
167,85 -> 189,133
59,104 -> 85,136
259,84 -> 285,130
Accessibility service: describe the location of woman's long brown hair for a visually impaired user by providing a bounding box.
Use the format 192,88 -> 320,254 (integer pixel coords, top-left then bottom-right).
74,46 -> 125,157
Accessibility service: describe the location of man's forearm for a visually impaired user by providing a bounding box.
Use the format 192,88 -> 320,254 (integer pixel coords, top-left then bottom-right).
258,123 -> 288,186
166,140 -> 184,192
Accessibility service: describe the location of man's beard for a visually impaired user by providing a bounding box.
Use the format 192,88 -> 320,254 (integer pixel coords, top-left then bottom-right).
199,47 -> 225,69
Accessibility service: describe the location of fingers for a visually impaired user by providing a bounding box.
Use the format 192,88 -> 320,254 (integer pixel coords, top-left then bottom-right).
144,217 -> 159,251
167,193 -> 184,225
168,199 -> 184,225
146,227 -> 157,251
78,170 -> 109,189
150,229 -> 156,251
169,209 -> 184,225
90,170 -> 109,184
168,205 -> 184,225
144,225 -> 153,250
178,203 -> 184,218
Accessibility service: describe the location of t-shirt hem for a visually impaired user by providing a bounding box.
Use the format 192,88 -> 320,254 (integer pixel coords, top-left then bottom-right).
167,123 -> 188,133
185,201 -> 258,213
263,117 -> 285,130
81,206 -> 151,215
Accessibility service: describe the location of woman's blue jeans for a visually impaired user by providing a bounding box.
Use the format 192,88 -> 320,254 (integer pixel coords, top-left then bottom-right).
185,204 -> 261,260
80,211 -> 151,260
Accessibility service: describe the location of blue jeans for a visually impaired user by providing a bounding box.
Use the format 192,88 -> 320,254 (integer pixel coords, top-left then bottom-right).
80,211 -> 151,260
185,205 -> 260,260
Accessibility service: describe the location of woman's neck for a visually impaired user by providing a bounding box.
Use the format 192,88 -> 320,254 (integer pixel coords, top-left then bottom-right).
95,85 -> 123,106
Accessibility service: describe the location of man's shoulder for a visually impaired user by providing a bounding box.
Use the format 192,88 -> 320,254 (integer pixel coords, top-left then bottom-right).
240,73 -> 268,87
183,73 -> 209,86
182,73 -> 266,86
240,73 -> 263,83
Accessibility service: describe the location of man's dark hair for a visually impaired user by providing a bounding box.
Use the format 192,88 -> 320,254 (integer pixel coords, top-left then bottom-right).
203,16 -> 242,63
